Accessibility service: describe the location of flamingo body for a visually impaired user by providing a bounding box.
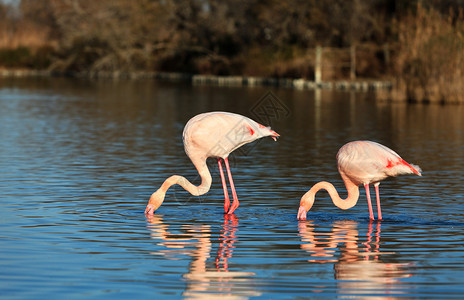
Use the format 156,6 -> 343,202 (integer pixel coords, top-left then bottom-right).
297,141 -> 421,220
337,141 -> 421,185
145,112 -> 279,215
183,112 -> 278,160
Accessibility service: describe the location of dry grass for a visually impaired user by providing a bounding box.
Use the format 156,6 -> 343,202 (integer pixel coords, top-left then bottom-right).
0,17 -> 56,69
0,20 -> 54,49
392,5 -> 464,104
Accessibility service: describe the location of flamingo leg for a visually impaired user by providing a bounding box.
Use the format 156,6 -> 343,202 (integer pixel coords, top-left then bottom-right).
224,157 -> 239,214
374,183 -> 382,220
218,158 -> 230,213
364,184 -> 375,220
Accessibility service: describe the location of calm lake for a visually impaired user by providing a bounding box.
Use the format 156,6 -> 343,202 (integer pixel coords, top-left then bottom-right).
0,77 -> 463,299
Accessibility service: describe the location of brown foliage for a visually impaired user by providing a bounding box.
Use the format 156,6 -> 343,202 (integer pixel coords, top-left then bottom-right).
393,5 -> 464,103
0,0 -> 393,75
2,0 -> 464,104
0,3 -> 54,50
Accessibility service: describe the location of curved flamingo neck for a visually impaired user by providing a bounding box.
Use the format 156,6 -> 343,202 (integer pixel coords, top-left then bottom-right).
149,158 -> 212,210
300,176 -> 360,211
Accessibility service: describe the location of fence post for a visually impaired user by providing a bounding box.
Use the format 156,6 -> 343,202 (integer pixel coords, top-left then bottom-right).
315,46 -> 322,84
383,43 -> 390,67
350,44 -> 356,80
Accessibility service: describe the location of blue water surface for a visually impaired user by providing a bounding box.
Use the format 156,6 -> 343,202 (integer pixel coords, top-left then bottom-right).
0,78 -> 463,299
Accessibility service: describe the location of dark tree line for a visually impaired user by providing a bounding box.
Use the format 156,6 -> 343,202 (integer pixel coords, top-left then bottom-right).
1,0 -> 464,86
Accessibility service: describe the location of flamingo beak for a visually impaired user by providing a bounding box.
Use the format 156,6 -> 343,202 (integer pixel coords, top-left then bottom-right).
297,206 -> 307,220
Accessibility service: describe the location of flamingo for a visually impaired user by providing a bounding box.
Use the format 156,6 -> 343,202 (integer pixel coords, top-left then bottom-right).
145,111 -> 280,215
297,141 -> 422,221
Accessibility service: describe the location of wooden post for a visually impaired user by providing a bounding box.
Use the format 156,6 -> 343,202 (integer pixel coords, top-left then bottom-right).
315,46 -> 322,84
350,44 -> 356,80
383,43 -> 390,67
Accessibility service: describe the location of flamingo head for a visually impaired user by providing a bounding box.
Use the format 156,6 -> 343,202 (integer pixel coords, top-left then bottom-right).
145,189 -> 166,215
297,192 -> 316,220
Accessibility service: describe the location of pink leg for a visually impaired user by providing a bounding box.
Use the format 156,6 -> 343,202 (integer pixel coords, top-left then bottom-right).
224,157 -> 239,214
218,158 -> 230,213
374,183 -> 382,220
364,184 -> 374,220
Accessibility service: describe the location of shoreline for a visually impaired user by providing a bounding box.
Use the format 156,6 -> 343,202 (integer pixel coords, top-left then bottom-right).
0,69 -> 392,91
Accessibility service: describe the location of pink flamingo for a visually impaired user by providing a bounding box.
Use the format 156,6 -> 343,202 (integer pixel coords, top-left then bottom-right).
145,112 -> 279,215
297,141 -> 422,221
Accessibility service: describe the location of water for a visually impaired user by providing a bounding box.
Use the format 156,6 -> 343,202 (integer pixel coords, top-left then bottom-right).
0,77 -> 463,299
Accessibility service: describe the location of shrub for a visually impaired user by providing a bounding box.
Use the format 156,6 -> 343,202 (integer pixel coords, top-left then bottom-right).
393,5 -> 464,103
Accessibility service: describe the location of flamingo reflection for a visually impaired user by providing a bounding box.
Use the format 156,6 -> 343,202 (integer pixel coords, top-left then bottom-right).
215,214 -> 239,271
146,214 -> 260,299
298,220 -> 412,298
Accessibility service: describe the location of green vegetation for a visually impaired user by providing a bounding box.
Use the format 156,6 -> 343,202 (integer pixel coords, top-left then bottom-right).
1,0 -> 464,102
